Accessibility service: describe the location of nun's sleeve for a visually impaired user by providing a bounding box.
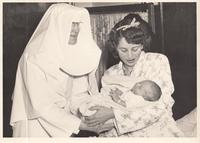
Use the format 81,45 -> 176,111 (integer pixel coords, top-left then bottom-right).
69,76 -> 91,116
24,59 -> 81,137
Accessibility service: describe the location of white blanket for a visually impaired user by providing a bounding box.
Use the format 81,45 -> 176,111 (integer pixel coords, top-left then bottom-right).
176,108 -> 197,137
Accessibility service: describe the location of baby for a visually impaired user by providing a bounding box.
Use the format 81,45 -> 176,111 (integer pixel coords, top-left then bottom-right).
109,80 -> 162,108
70,79 -> 183,137
78,80 -> 162,117
69,80 -> 162,136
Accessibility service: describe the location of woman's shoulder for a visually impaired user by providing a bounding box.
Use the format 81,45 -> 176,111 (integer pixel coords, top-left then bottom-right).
144,52 -> 169,63
104,63 -> 121,76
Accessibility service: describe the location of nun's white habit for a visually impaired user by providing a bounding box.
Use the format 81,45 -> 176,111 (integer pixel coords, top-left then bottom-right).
10,3 -> 101,137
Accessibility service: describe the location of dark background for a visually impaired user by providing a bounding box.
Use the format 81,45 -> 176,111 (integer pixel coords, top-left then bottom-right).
3,3 -> 196,137
162,3 -> 196,121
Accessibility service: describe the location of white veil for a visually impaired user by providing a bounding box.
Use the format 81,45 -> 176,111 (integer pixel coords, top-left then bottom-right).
24,3 -> 101,76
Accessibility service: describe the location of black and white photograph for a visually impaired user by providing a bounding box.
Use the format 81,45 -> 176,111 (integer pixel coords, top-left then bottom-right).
1,0 -> 198,141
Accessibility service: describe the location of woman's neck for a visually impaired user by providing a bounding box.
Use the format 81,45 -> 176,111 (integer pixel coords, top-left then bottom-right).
122,64 -> 134,76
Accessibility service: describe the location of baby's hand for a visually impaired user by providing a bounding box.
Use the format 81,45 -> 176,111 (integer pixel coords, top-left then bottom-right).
109,88 -> 122,103
110,88 -> 123,96
109,88 -> 126,107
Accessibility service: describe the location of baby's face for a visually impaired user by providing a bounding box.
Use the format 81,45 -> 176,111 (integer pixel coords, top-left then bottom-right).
132,82 -> 148,97
131,81 -> 153,99
132,80 -> 161,101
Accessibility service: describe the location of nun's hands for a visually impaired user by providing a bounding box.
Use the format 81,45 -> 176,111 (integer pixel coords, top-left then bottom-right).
84,106 -> 115,127
79,119 -> 114,134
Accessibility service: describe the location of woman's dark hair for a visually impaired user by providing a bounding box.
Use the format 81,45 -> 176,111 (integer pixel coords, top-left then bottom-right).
107,13 -> 153,60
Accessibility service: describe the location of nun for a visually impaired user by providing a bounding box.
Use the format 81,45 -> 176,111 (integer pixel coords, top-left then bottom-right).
10,3 -> 112,137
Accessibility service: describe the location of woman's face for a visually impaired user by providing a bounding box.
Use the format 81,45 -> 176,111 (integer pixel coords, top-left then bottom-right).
68,22 -> 80,45
117,37 -> 143,68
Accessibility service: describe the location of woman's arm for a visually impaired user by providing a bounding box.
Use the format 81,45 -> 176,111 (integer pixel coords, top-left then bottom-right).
108,55 -> 175,135
113,102 -> 166,135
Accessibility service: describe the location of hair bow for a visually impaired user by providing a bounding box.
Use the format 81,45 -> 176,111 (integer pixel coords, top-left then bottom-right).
116,18 -> 140,31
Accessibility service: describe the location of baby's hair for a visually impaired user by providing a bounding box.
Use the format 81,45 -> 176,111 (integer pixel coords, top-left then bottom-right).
142,80 -> 162,101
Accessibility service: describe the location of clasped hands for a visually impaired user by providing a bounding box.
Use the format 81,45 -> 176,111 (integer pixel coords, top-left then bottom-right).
79,105 -> 115,134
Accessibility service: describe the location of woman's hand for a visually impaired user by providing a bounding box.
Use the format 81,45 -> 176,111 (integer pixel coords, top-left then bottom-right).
79,119 -> 114,134
84,106 -> 115,127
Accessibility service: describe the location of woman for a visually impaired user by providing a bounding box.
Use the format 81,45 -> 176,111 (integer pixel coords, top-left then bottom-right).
85,13 -> 184,137
10,3 -> 113,137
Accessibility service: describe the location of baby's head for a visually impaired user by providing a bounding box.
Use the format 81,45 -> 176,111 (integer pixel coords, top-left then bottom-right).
131,80 -> 162,101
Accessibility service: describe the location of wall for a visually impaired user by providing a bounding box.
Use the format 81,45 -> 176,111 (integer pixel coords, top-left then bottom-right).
75,2 -> 140,8
162,3 -> 196,119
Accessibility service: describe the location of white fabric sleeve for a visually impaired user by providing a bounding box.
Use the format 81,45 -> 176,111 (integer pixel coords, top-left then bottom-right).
69,75 -> 91,116
25,59 -> 81,137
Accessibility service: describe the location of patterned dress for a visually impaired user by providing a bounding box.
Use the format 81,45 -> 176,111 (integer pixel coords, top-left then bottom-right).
100,51 -> 184,137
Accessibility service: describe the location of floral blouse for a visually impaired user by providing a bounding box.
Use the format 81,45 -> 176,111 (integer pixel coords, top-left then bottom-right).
100,51 -> 183,137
